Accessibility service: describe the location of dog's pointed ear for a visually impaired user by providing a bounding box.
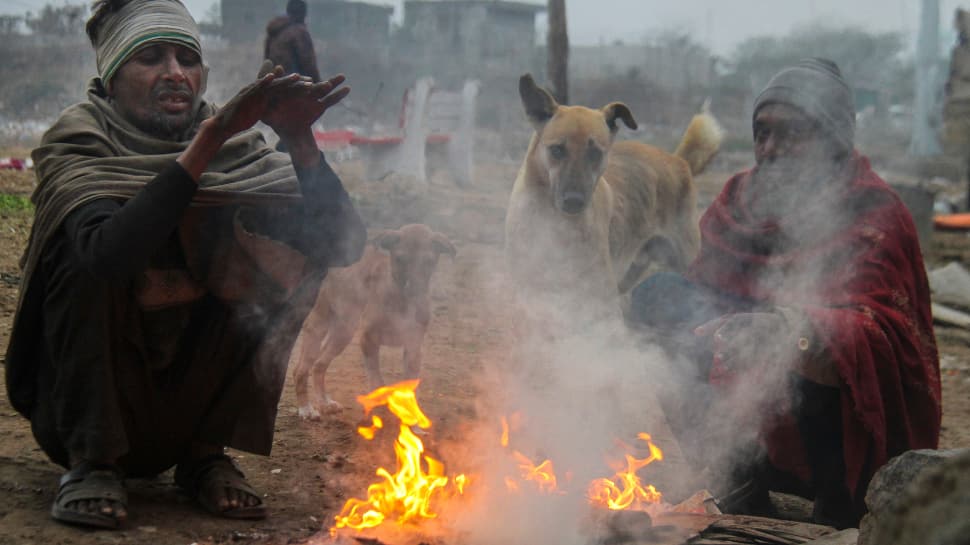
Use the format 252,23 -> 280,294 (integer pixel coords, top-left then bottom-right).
431,232 -> 457,258
602,102 -> 637,133
519,73 -> 558,128
373,230 -> 401,251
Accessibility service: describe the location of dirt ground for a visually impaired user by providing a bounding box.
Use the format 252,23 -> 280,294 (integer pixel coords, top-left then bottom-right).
0,151 -> 967,545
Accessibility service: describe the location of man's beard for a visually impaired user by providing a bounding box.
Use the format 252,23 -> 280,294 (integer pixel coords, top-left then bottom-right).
748,154 -> 844,220
129,82 -> 201,140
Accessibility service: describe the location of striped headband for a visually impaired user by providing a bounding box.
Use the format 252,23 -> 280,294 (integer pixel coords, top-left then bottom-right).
95,0 -> 202,87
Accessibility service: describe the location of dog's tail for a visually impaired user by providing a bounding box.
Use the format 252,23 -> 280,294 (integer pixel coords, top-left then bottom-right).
674,98 -> 723,176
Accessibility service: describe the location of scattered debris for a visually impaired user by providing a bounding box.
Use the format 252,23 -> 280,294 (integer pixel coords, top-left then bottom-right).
231,529 -> 269,541
940,354 -> 970,371
931,302 -> 970,328
929,261 -> 970,308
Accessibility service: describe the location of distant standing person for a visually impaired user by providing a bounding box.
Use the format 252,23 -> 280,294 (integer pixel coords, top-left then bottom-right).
264,0 -> 321,83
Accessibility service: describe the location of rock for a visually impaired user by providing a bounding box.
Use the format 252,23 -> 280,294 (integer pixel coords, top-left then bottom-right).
929,262 -> 970,308
858,449 -> 970,545
863,448 -> 964,514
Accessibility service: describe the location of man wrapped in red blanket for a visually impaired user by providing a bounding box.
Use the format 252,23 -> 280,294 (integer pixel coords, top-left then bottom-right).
630,59 -> 941,528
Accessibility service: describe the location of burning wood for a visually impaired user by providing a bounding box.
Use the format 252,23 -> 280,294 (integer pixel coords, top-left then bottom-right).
603,510 -> 654,543
330,380 -> 467,536
329,382 -> 709,542
511,451 -> 560,493
588,433 -> 664,512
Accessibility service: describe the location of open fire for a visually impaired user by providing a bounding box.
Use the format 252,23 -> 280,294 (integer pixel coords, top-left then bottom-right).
587,433 -> 664,511
330,381 -> 673,538
331,380 -> 465,534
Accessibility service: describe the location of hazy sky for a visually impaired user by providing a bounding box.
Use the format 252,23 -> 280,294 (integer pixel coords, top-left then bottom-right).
1,0 -> 968,56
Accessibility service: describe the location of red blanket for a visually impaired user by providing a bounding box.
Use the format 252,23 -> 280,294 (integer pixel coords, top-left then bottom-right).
689,154 -> 941,497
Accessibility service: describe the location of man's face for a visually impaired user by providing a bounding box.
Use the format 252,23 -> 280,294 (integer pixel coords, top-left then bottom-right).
108,43 -> 204,140
753,103 -> 827,165
751,103 -> 842,193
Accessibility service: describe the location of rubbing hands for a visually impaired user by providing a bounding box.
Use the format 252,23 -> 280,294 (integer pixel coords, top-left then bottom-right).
695,311 -> 794,372
255,60 -> 350,139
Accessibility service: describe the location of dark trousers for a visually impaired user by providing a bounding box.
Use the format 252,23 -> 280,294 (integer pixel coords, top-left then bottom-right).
630,272 -> 862,528
28,234 -> 311,478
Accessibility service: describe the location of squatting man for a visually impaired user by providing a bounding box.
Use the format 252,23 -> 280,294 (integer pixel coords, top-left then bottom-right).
5,0 -> 366,530
630,58 -> 941,529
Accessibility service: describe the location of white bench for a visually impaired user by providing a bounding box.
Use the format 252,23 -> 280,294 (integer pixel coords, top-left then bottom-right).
314,78 -> 480,185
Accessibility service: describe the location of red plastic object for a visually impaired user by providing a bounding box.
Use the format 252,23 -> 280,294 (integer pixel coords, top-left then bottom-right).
0,158 -> 26,171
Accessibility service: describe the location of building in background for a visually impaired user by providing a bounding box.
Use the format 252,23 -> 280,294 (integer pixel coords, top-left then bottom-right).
221,0 -> 393,49
570,41 -> 713,91
397,0 -> 545,79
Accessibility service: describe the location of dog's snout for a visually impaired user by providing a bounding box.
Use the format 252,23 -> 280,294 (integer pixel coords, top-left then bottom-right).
560,191 -> 587,214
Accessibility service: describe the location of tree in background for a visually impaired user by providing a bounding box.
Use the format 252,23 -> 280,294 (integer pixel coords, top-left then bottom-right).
547,0 -> 569,104
198,2 -> 221,38
25,3 -> 87,39
1,3 -> 91,119
0,15 -> 22,36
724,24 -> 908,110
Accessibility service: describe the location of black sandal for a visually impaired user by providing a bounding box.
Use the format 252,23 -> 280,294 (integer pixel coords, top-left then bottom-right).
175,454 -> 267,520
50,462 -> 127,529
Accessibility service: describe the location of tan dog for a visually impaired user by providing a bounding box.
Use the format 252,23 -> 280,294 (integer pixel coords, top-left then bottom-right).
293,224 -> 456,420
505,74 -> 722,322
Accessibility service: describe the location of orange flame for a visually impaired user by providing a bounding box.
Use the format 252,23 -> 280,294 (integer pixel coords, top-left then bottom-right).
330,380 -> 465,535
512,451 -> 560,493
500,414 -> 562,494
358,415 -> 383,440
587,433 -> 664,511
333,396 -> 672,537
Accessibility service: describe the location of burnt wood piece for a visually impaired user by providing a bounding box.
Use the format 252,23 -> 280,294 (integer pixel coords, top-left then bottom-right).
353,539 -> 387,545
649,513 -> 836,545
605,509 -> 654,542
685,515 -> 838,545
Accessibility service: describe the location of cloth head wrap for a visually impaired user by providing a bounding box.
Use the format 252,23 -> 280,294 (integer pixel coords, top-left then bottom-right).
287,0 -> 307,20
94,0 -> 203,88
957,9 -> 970,37
753,58 -> 856,154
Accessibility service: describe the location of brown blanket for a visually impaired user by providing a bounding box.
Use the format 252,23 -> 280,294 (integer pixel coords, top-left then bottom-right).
22,78 -> 306,313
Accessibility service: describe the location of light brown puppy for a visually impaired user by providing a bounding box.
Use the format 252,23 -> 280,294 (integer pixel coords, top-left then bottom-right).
505,74 -> 722,322
293,224 -> 456,420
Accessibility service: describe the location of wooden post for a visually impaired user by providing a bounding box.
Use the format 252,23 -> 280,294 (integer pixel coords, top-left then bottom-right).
547,0 -> 569,104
